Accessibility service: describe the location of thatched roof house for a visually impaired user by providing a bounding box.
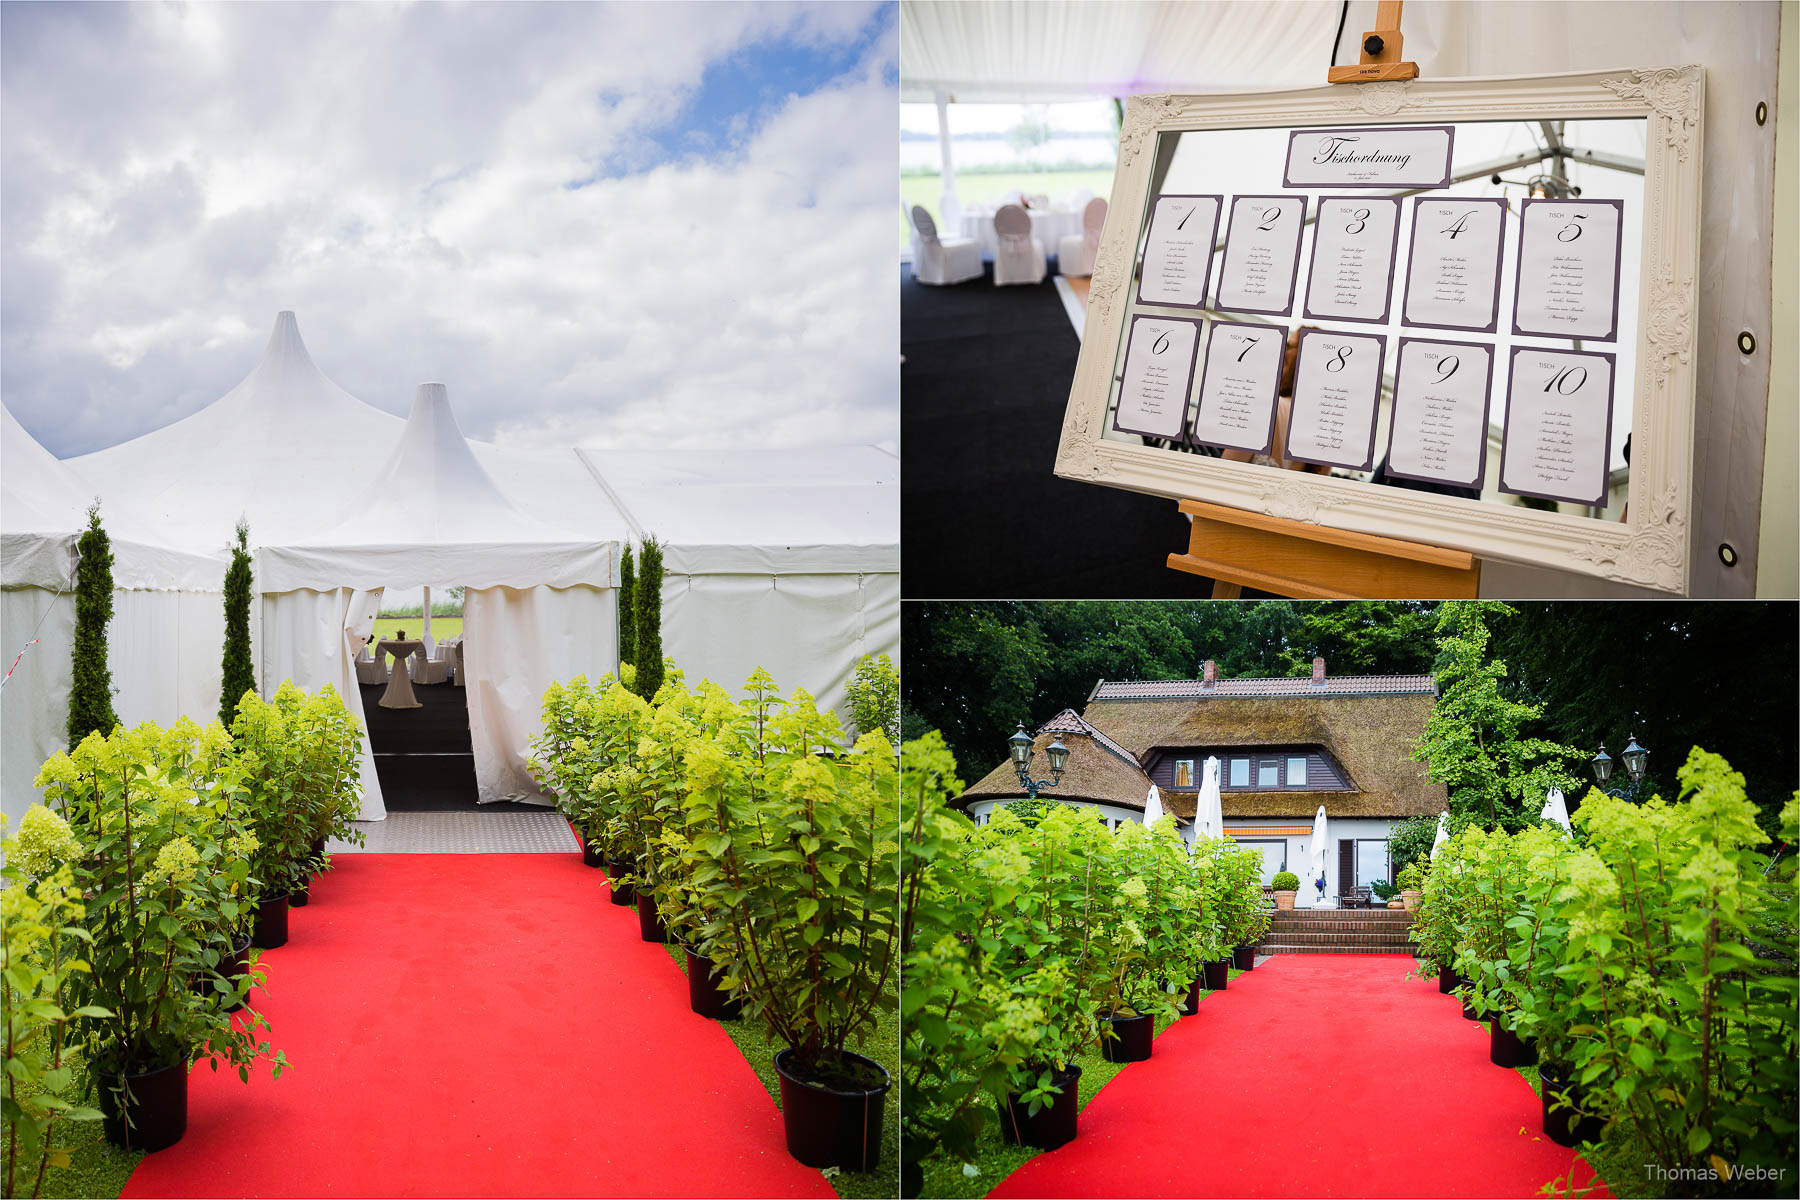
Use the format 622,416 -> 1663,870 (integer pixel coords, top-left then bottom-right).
960,658 -> 1444,821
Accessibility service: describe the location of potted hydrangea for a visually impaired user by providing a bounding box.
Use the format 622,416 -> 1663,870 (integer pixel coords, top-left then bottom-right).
1396,861 -> 1425,910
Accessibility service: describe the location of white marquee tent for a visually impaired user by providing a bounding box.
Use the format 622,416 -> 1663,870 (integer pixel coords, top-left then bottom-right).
1,408 -> 227,827
7,311 -> 898,819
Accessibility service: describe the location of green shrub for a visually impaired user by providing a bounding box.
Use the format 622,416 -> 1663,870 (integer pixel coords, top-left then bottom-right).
219,520 -> 255,727
618,543 -> 636,669
1270,871 -> 1300,891
847,652 -> 900,745
66,505 -> 117,749
1394,862 -> 1424,892
229,683 -> 364,897
633,536 -> 665,700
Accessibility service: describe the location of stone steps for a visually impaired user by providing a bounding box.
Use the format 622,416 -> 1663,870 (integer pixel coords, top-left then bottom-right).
1257,907 -> 1419,956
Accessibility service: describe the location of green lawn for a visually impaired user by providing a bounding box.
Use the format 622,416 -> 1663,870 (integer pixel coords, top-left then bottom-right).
914,969 -> 1239,1200
370,616 -> 461,644
663,945 -> 899,1199
901,169 -> 1116,254
11,1042 -> 146,1199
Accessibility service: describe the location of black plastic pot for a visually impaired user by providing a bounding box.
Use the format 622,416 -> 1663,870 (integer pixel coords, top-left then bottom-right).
1461,995 -> 1481,1020
606,858 -> 635,906
581,839 -> 605,868
1438,965 -> 1457,994
1099,1012 -> 1154,1063
773,1048 -> 890,1171
99,1061 -> 187,1153
1232,945 -> 1256,971
191,934 -> 254,1013
902,1155 -> 923,1199
290,878 -> 310,908
310,836 -> 327,871
686,949 -> 742,1020
251,894 -> 290,949
1490,1022 -> 1538,1068
1178,978 -> 1201,1016
1203,958 -> 1230,991
1000,1062 -> 1082,1150
1540,1064 -> 1605,1147
636,892 -> 667,942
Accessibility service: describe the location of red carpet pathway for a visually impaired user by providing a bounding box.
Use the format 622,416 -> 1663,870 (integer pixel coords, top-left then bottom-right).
122,854 -> 833,1199
990,954 -> 1610,1199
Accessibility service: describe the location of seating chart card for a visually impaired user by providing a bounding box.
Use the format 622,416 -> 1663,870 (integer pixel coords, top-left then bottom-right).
1286,329 -> 1388,472
1302,197 -> 1402,325
1401,197 -> 1507,334
1113,315 -> 1203,441
1216,195 -> 1306,316
1137,194 -> 1222,308
1283,126 -> 1455,188
1499,347 -> 1616,507
1512,198 -> 1624,342
1386,337 -> 1494,490
1190,320 -> 1285,453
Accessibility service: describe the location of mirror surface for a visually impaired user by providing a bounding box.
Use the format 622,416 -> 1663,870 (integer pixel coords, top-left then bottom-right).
1101,118 -> 1645,522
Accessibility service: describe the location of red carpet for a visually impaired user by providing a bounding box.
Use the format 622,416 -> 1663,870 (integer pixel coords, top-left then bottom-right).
989,955 -> 1610,1199
121,854 -> 834,1199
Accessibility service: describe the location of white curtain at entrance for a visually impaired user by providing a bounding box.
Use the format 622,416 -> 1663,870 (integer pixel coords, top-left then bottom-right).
463,584 -> 616,805
260,587 -> 385,820
662,572 -> 899,719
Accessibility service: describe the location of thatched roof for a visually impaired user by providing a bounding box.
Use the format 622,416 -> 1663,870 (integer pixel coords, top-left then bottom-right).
1084,689 -> 1446,819
960,709 -> 1156,810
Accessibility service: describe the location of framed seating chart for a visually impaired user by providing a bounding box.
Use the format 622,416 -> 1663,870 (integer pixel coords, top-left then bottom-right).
1055,67 -> 1704,594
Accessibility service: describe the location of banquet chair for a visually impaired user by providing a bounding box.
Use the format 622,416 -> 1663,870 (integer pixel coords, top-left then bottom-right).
354,643 -> 387,686
909,206 -> 983,286
1058,197 -> 1108,277
992,203 -> 1046,286
452,640 -> 466,688
413,642 -> 452,685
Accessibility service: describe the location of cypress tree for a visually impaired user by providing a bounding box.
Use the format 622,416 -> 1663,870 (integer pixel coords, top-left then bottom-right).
634,535 -> 664,699
67,503 -> 119,748
618,543 -> 637,669
220,519 -> 255,727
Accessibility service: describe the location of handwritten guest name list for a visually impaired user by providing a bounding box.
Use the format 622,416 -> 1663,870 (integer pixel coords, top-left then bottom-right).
1138,195 -> 1222,307
1303,197 -> 1401,324
1191,321 -> 1285,453
1283,126 -> 1455,187
1402,198 -> 1507,333
1387,339 -> 1494,489
1287,330 -> 1388,472
1499,348 -> 1615,507
1513,199 -> 1623,341
1114,315 -> 1202,441
1217,196 -> 1306,316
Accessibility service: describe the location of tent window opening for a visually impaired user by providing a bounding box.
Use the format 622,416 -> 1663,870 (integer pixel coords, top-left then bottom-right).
1286,756 -> 1307,786
1229,758 -> 1250,787
1257,759 -> 1279,788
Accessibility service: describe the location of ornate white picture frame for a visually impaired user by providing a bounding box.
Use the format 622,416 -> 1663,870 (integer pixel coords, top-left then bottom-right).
1056,67 -> 1704,594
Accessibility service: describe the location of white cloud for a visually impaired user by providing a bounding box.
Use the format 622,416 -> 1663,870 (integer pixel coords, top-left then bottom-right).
2,1 -> 898,457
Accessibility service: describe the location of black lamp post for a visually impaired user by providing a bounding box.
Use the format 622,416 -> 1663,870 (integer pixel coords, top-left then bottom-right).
1591,733 -> 1649,800
1010,723 -> 1069,799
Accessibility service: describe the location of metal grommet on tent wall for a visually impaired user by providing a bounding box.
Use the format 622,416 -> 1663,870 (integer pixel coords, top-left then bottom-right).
1719,543 -> 1739,567
1756,101 -> 1768,126
1738,331 -> 1756,356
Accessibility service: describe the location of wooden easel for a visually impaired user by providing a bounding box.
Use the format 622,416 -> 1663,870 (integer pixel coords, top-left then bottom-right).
1172,1 -> 1462,599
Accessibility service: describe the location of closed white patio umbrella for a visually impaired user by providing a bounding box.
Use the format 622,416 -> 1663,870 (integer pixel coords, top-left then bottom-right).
1195,756 -> 1224,840
1540,787 -> 1571,831
1429,810 -> 1452,859
1304,803 -> 1329,907
1143,784 -> 1166,827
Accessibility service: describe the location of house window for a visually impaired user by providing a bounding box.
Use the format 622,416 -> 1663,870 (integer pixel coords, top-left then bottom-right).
1229,758 -> 1249,787
1286,756 -> 1307,786
1173,759 -> 1195,788
1257,759 -> 1279,787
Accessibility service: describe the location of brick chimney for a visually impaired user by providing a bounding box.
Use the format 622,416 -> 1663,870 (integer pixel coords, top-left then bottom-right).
1311,656 -> 1326,686
1202,660 -> 1218,688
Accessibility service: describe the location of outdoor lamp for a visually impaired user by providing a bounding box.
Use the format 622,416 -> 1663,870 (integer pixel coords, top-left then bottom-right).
1046,736 -> 1070,776
1008,725 -> 1033,768
1590,744 -> 1613,785
1621,734 -> 1648,784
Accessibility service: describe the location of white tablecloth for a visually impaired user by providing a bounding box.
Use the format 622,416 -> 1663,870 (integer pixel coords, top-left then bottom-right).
959,205 -> 1083,258
376,639 -> 423,709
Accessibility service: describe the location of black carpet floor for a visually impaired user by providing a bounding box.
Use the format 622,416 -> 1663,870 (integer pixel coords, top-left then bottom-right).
359,682 -> 540,812
901,264 -> 1215,598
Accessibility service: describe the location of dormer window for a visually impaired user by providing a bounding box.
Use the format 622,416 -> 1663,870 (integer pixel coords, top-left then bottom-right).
1229,758 -> 1249,787
1173,759 -> 1195,788
1287,756 -> 1308,786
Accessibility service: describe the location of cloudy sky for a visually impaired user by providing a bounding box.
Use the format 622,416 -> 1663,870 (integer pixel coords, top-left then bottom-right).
2,0 -> 898,458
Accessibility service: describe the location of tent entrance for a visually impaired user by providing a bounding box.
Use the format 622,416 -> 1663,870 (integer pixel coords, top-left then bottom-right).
358,681 -> 483,811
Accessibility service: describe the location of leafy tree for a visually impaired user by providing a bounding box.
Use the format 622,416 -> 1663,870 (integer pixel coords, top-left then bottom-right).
633,535 -> 664,699
1411,601 -> 1584,830
219,520 -> 255,727
618,543 -> 637,669
1387,813 -> 1440,873
67,504 -> 118,748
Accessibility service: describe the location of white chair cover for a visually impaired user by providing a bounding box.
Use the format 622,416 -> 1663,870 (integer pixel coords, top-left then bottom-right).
992,203 -> 1046,286
910,205 -> 983,286
413,642 -> 452,685
1058,197 -> 1108,277
452,639 -> 466,688
354,642 -> 388,686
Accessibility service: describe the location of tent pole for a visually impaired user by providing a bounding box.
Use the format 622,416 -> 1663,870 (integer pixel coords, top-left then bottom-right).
423,585 -> 432,648
935,87 -> 959,225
